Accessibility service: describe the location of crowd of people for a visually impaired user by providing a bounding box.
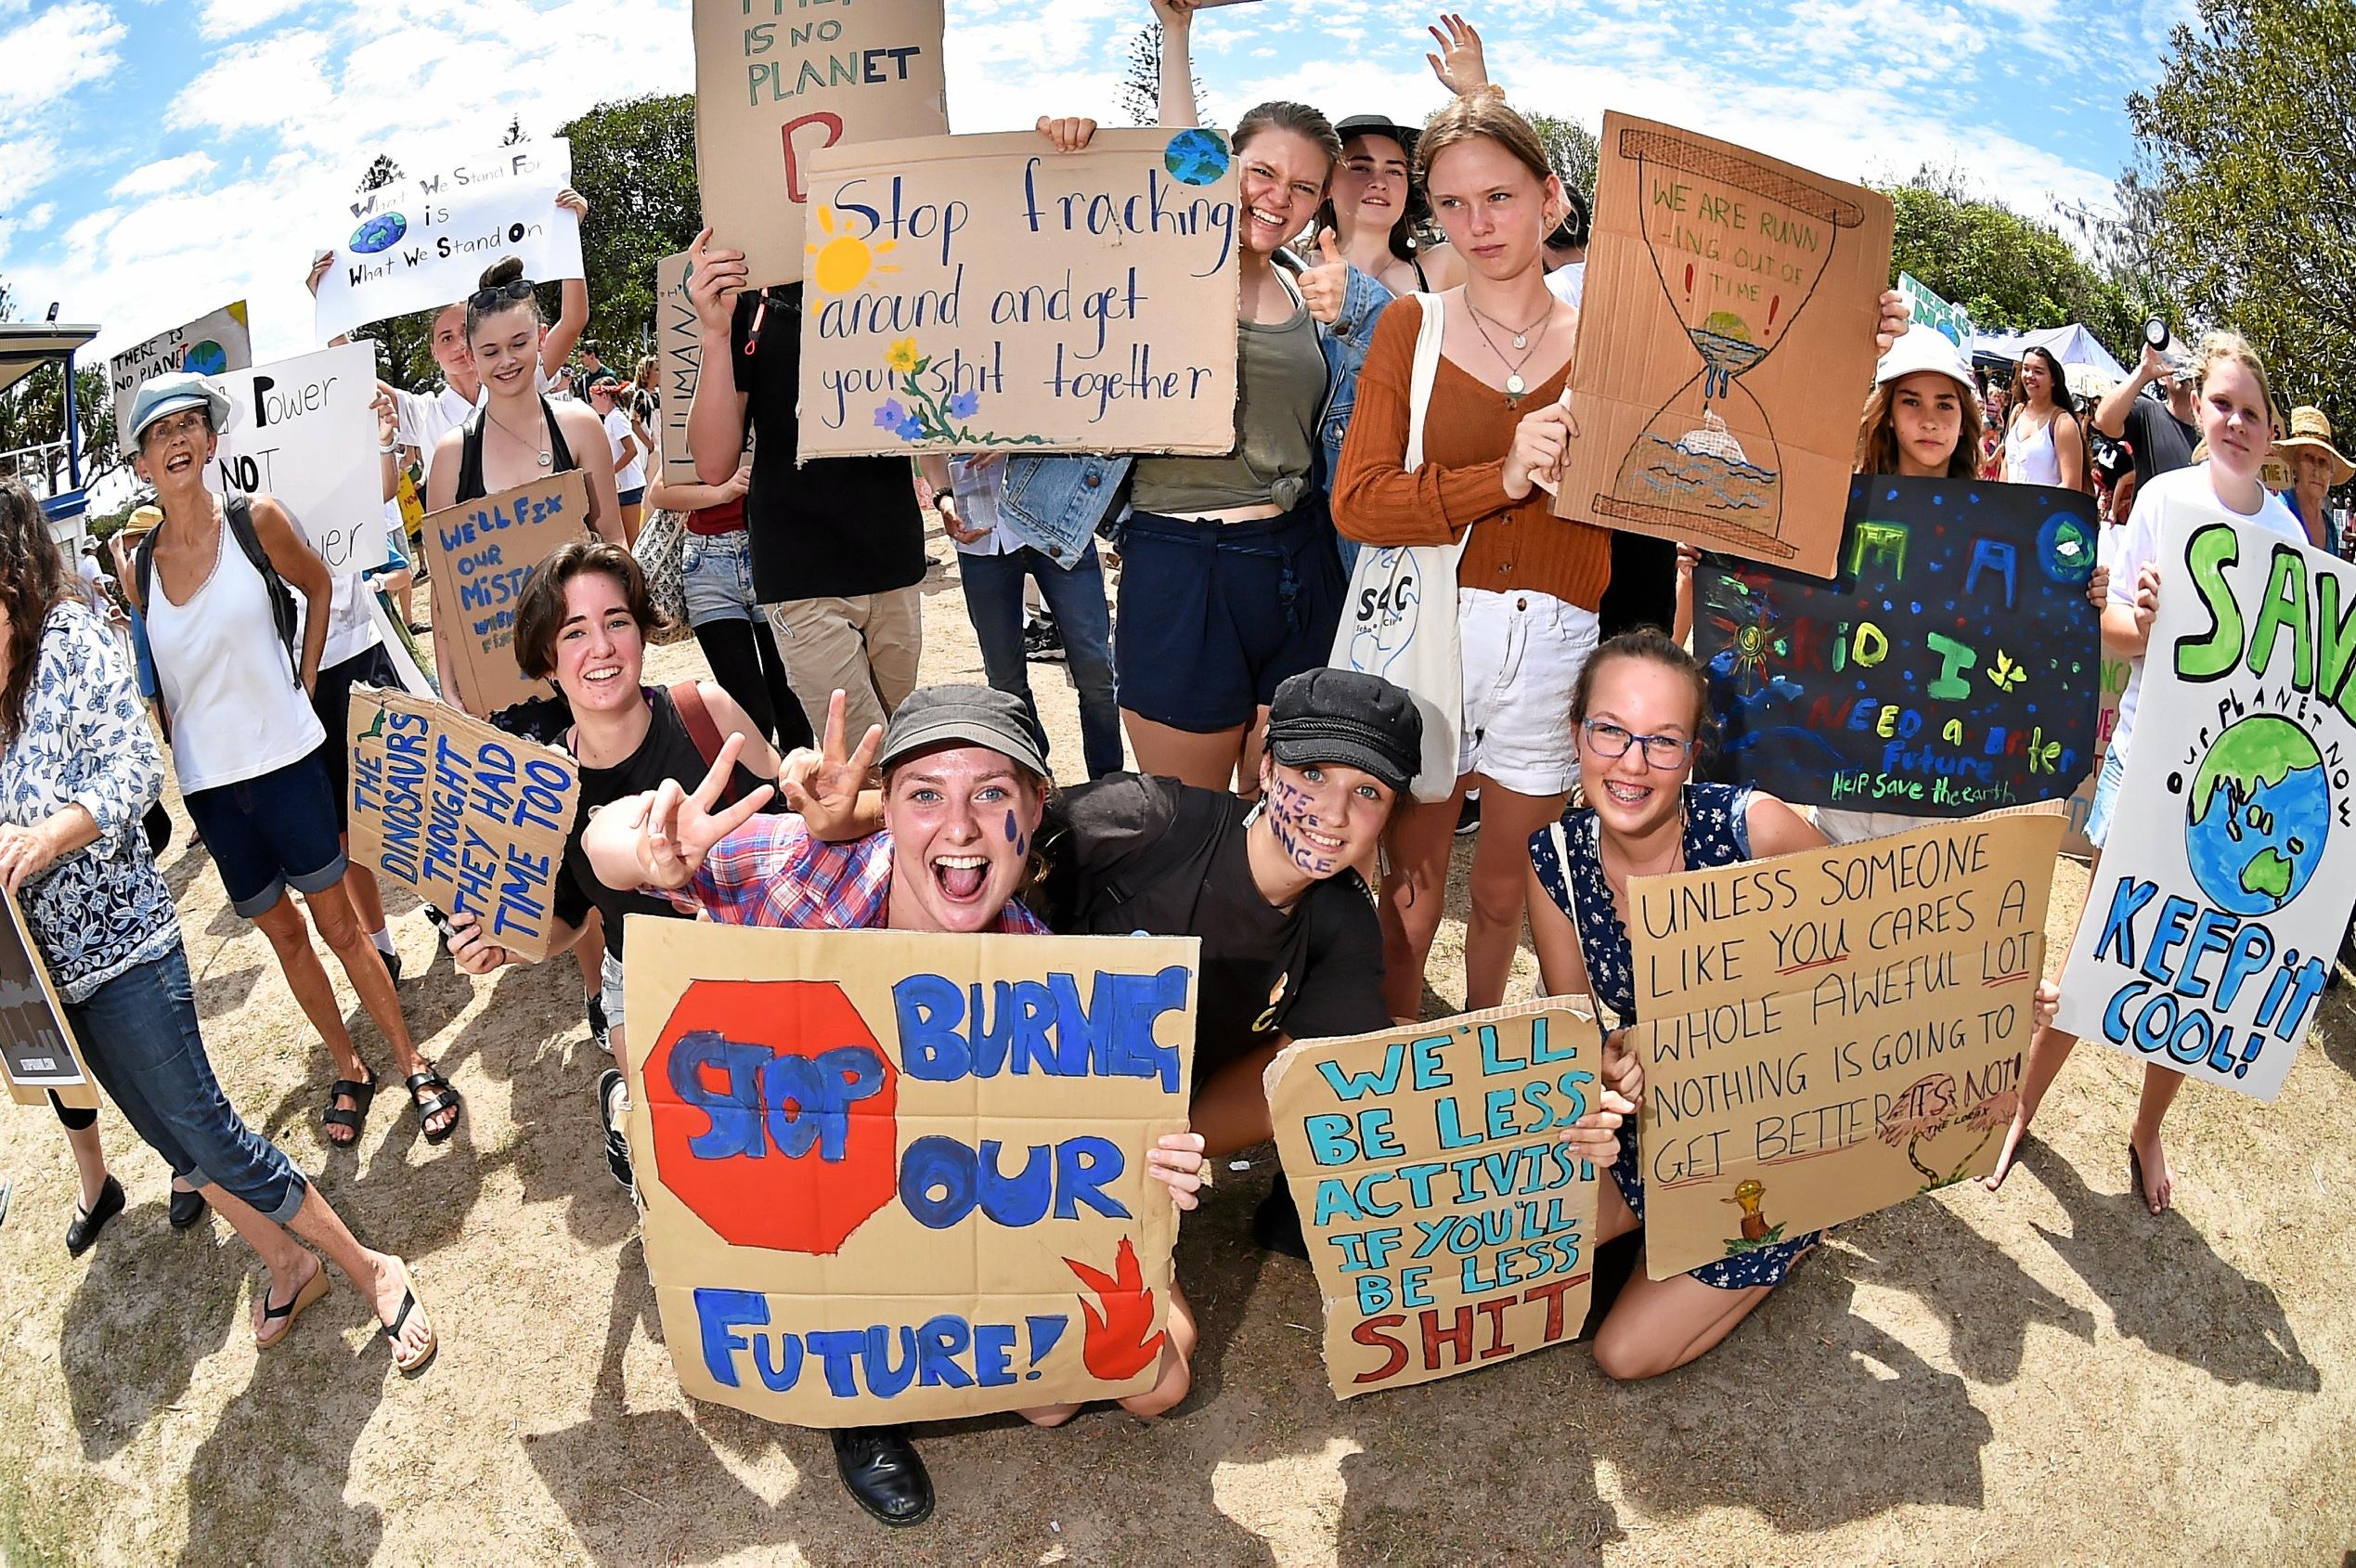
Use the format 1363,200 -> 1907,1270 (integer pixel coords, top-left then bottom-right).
6,0 -> 2346,1536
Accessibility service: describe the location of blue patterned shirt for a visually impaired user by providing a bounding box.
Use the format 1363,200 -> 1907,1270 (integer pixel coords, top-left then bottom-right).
0,601 -> 177,1002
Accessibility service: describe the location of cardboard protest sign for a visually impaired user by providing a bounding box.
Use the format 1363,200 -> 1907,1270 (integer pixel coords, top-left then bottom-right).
693,0 -> 948,290
2054,518 -> 2356,1101
313,142 -> 582,341
1265,1002 -> 1600,1398
622,920 -> 1198,1424
203,343 -> 382,572
1699,476 -> 2103,814
2061,651 -> 2130,858
109,301 -> 251,448
794,129 -> 1241,458
654,251 -> 705,486
1628,809 -> 2061,1279
1558,112 -> 1895,578
0,888 -> 95,1110
1896,271 -> 1974,357
421,472 -> 587,718
346,687 -> 578,961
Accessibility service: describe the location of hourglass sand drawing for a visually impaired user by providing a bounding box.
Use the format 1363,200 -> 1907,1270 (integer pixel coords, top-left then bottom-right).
1559,114 -> 1894,580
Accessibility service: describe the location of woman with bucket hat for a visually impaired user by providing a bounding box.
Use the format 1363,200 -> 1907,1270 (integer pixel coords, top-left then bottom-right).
2272,404 -> 2352,552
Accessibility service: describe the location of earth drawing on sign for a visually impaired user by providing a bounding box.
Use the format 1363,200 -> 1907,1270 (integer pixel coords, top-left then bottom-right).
2185,714 -> 2329,916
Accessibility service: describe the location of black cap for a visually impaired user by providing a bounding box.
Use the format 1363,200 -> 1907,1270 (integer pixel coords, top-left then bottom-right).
1264,669 -> 1423,793
878,685 -> 1051,778
1335,114 -> 1420,163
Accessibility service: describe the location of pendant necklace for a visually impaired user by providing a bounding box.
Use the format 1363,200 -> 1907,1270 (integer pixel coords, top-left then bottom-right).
488,407 -> 552,468
1465,304 -> 1550,406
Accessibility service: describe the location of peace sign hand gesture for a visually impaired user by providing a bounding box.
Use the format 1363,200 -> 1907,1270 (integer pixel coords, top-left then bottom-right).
779,688 -> 884,843
631,733 -> 775,889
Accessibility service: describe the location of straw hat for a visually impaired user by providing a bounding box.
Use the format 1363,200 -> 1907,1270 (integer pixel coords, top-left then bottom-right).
2272,406 -> 2355,486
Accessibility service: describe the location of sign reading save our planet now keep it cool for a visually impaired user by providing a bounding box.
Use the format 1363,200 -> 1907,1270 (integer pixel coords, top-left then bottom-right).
795,128 -> 1242,459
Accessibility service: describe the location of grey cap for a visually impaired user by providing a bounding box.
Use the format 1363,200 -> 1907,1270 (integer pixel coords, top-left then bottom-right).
128,371 -> 232,446
1264,668 -> 1423,793
878,684 -> 1051,778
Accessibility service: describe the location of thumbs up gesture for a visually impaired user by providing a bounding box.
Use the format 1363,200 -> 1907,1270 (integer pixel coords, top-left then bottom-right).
1299,227 -> 1349,326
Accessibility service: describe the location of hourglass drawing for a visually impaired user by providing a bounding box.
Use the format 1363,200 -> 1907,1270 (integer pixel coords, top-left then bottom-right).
1591,124 -> 1869,563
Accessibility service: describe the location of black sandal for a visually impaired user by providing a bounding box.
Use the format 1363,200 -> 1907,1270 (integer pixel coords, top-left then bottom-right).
406,1069 -> 463,1146
322,1073 -> 377,1147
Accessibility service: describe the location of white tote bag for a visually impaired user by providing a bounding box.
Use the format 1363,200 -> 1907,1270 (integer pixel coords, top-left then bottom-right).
1328,293 -> 1469,802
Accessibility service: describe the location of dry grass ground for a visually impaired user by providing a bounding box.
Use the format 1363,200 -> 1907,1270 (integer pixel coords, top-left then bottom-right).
2,521 -> 2350,1565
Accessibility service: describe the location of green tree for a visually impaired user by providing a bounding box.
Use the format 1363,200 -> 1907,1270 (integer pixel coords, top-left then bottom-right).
1525,111 -> 1599,202
0,362 -> 118,492
2128,0 -> 2356,426
558,93 -> 700,361
1117,22 -> 1205,128
1879,165 -> 2155,359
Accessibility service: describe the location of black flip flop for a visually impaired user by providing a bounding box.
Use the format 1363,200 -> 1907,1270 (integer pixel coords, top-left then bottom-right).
406,1069 -> 463,1147
322,1073 -> 377,1148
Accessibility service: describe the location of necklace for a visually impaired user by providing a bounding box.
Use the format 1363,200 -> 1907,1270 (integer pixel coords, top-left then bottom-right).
1468,297 -> 1552,351
1464,304 -> 1550,405
486,406 -> 552,468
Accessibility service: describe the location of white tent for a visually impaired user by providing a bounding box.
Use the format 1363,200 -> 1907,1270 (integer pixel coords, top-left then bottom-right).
1972,323 -> 2130,397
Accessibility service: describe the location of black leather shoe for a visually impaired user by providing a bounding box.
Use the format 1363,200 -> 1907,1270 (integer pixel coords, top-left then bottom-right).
1251,1180 -> 1310,1260
832,1425 -> 934,1527
66,1174 -> 124,1257
169,1185 -> 209,1231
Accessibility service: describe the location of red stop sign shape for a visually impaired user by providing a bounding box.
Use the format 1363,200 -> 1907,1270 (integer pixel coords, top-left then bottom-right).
641,978 -> 899,1254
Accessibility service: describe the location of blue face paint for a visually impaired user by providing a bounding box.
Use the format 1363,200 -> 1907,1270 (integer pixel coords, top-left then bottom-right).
1004,808 -> 1028,860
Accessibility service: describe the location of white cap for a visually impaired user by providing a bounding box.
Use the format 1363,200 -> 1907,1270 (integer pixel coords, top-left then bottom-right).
1875,324 -> 1974,395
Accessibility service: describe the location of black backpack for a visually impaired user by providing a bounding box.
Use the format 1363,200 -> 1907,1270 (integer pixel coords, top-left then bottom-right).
136,496 -> 302,686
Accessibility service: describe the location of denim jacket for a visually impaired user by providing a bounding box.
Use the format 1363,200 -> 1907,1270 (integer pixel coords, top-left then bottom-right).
997,263 -> 1393,554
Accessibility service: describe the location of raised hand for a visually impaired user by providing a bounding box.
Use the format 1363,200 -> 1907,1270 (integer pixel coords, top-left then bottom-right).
305,251 -> 335,296
1425,12 -> 1489,96
556,187 -> 589,218
684,227 -> 749,340
1875,288 -> 1910,355
643,732 -> 775,887
1035,115 -> 1099,154
1299,228 -> 1349,326
779,687 -> 884,842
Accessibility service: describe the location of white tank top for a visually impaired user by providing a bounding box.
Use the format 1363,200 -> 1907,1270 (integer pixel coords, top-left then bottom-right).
143,503 -> 326,793
2004,411 -> 2064,486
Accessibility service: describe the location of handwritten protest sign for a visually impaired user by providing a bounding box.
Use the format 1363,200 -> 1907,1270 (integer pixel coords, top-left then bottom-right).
203,343 -> 382,572
1265,1002 -> 1599,1398
694,0 -> 948,290
2054,518 -> 2356,1101
0,888 -> 94,1110
1559,112 -> 1894,578
421,472 -> 587,717
1896,271 -> 1975,357
313,142 -> 581,341
794,130 -> 1241,458
2062,652 -> 2130,857
1699,477 -> 2102,813
109,301 -> 251,449
1628,810 -> 2061,1278
623,920 -> 1197,1424
654,251 -> 704,485
346,687 -> 578,962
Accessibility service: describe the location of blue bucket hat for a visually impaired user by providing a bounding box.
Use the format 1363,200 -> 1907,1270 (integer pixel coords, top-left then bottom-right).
128,371 -> 233,447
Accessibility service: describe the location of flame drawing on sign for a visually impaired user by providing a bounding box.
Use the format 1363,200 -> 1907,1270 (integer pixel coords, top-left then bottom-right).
1065,1237 -> 1165,1380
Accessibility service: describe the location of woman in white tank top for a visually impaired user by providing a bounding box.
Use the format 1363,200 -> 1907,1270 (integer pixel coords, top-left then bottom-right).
2002,345 -> 2089,491
129,373 -> 459,1147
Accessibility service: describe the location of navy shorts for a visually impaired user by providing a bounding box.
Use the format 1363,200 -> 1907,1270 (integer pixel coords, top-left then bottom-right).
183,752 -> 348,918
311,642 -> 403,831
618,485 -> 648,508
1114,501 -> 1346,732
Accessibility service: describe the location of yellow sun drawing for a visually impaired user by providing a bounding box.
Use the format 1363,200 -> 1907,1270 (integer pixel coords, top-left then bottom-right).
805,206 -> 900,295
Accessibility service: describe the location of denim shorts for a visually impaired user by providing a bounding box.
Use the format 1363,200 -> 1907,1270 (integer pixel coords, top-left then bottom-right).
1114,501 -> 1346,732
618,485 -> 648,508
681,526 -> 757,628
183,751 -> 348,918
2084,746 -> 2128,851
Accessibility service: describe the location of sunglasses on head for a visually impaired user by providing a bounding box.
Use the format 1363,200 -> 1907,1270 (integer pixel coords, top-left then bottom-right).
468,279 -> 537,311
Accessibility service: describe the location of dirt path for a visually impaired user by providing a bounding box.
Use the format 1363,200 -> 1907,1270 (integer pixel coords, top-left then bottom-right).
2,525 -> 2350,1566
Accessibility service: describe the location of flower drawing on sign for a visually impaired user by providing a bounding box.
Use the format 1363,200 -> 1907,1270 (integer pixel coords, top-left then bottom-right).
1987,651 -> 2026,693
1720,1177 -> 1786,1255
867,339 -> 1049,450
805,206 -> 900,294
1706,578 -> 1786,699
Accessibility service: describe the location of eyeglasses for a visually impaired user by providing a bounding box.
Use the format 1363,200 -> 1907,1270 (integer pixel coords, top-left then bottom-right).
1581,719 -> 1692,770
467,279 -> 538,311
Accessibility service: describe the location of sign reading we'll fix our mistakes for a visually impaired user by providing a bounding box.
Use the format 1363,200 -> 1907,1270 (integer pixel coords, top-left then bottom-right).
623,921 -> 1199,1425
795,129 -> 1242,458
694,0 -> 948,289
421,472 -> 588,718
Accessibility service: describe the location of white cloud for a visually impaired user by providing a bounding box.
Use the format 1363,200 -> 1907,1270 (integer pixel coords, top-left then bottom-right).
0,132 -> 59,207
110,151 -> 220,198
197,0 -> 310,37
0,2 -> 124,116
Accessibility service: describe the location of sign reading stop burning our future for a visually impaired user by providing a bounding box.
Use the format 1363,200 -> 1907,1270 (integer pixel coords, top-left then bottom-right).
693,0 -> 948,290
1265,1003 -> 1600,1398
346,687 -> 579,963
202,343 -> 382,573
1628,810 -> 2062,1279
2055,518 -> 2356,1102
623,920 -> 1199,1425
795,129 -> 1242,459
421,472 -> 588,718
1699,477 -> 2103,814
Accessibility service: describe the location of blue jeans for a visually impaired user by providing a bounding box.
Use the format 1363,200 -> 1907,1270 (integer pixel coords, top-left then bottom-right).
956,542 -> 1123,780
62,945 -> 308,1222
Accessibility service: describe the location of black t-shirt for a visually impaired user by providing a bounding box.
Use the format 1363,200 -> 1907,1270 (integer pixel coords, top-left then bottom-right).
553,687 -> 777,962
1031,774 -> 1390,1080
2123,396 -> 2197,488
729,288 -> 927,604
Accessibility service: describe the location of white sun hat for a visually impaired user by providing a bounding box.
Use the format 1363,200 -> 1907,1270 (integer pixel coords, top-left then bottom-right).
1875,324 -> 1975,395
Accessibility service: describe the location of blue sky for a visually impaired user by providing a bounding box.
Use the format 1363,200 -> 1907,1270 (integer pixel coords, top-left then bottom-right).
1,0 -> 2196,366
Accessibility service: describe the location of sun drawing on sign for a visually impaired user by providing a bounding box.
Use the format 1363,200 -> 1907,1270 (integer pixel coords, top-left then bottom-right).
806,206 -> 900,295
